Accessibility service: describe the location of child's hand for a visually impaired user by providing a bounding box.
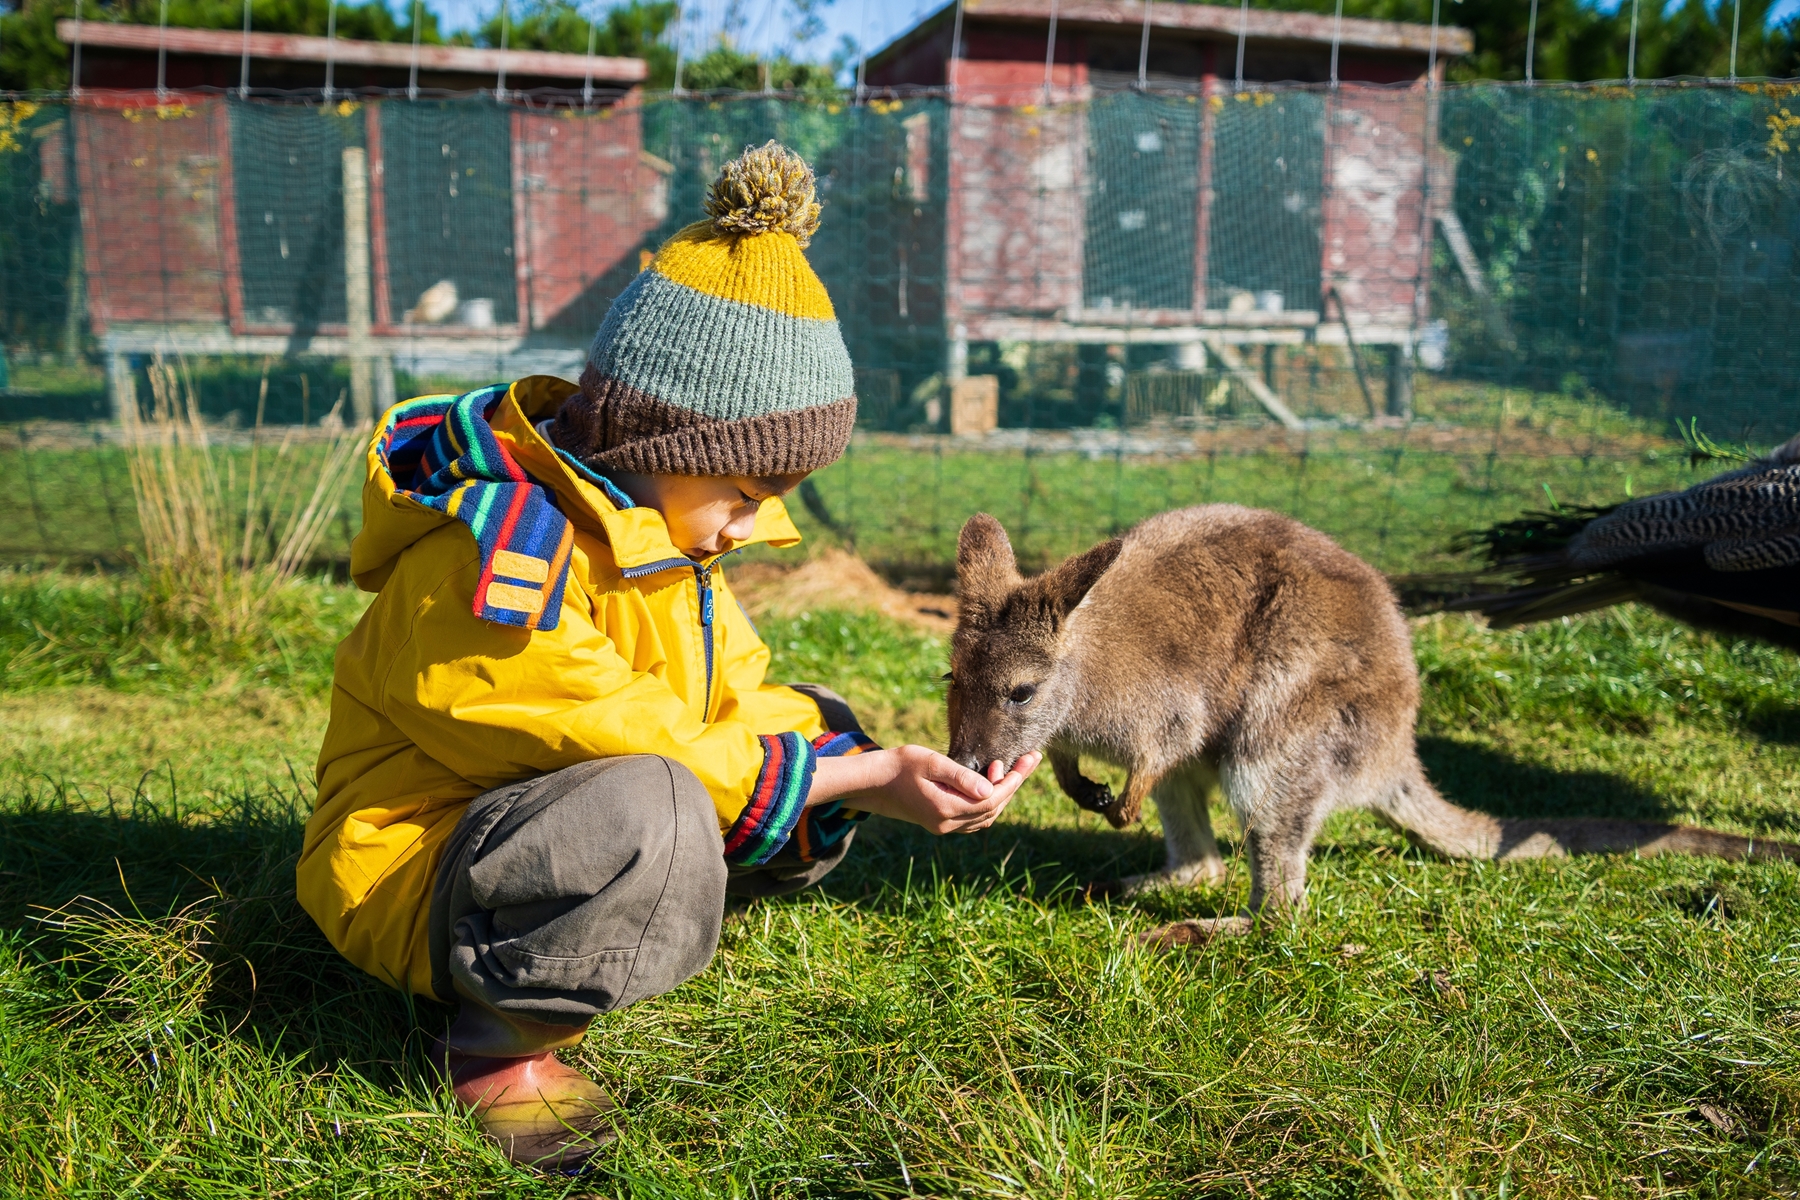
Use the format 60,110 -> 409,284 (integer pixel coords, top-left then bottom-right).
811,745 -> 1043,835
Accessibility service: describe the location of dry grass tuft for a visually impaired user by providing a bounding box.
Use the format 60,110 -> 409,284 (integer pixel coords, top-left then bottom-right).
732,548 -> 958,633
123,356 -> 362,641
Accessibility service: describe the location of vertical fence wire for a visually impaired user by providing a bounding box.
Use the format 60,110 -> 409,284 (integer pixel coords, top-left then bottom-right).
1138,0 -> 1152,90
324,0 -> 338,98
240,0 -> 253,98
8,86 -> 1800,575
156,0 -> 169,101
1525,0 -> 1539,84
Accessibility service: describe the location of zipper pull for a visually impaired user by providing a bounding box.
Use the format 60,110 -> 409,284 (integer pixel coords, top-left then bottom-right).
698,566 -> 714,627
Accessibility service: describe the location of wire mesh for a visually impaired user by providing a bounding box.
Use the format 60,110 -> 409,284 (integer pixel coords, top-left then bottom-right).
0,84 -> 1795,579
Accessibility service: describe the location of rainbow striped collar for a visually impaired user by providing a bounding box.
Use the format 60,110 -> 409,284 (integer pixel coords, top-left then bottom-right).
377,386 -> 575,631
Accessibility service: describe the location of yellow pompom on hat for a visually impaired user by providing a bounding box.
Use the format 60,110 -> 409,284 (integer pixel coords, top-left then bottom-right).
554,140 -> 856,478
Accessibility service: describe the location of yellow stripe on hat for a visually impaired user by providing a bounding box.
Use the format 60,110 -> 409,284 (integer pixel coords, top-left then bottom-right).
652,220 -> 837,321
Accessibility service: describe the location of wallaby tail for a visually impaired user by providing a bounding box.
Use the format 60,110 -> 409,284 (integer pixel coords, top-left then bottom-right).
1372,770 -> 1800,864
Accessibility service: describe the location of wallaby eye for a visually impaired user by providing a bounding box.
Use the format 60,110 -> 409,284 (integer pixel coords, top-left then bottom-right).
1007,683 -> 1037,705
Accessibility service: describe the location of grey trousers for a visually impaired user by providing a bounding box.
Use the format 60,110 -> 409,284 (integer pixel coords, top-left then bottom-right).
428,686 -> 861,1026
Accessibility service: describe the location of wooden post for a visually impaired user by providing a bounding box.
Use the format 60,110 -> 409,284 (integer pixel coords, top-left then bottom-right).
950,375 -> 999,436
107,350 -> 137,424
342,145 -> 375,425
1192,44 -> 1217,314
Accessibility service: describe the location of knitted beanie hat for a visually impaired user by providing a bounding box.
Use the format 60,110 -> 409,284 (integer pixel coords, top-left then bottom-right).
553,140 -> 856,478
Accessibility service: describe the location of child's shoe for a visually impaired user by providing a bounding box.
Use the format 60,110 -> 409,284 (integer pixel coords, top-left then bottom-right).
436,1046 -> 618,1171
432,1000 -> 616,1171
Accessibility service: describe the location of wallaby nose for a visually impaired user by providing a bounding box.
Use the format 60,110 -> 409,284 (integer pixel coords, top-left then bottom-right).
956,753 -> 985,773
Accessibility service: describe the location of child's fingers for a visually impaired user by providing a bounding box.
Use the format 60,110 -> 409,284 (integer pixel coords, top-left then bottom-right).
921,776 -> 998,811
945,755 -> 998,797
922,752 -> 995,800
951,759 -> 1038,829
987,755 -> 1040,802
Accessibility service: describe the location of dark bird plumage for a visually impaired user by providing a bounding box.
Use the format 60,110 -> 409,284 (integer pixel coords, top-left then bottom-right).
1400,431 -> 1800,650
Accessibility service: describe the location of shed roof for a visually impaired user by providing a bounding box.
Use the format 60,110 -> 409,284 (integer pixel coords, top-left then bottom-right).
871,0 -> 1473,66
55,20 -> 647,83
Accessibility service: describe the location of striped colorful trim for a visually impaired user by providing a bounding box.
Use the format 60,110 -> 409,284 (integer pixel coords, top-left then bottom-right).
378,386 -> 574,632
812,730 -> 877,759
723,732 -> 817,867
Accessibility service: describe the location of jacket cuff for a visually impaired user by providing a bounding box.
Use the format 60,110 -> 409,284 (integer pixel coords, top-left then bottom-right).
722,732 -> 817,867
812,730 -> 878,758
790,731 -> 878,862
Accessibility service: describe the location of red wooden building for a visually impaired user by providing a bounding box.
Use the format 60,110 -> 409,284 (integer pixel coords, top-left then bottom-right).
864,0 -> 1473,419
55,21 -> 656,418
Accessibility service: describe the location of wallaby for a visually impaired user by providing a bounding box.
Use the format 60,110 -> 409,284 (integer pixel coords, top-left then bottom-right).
947,505 -> 1799,940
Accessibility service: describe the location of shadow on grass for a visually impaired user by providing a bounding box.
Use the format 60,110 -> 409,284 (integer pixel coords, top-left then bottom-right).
821,736 -> 1800,917
1418,735 -> 1683,822
0,786 -> 442,1084
2,737 -> 1780,1052
1744,704 -> 1800,748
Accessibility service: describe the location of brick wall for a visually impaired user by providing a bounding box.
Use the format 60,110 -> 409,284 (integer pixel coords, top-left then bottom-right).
75,97 -> 229,332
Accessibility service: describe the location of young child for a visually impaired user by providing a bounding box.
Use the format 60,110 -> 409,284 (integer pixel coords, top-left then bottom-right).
297,142 -> 1041,1171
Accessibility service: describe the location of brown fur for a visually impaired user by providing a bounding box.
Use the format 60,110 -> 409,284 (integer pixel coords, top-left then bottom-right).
948,506 -> 1800,940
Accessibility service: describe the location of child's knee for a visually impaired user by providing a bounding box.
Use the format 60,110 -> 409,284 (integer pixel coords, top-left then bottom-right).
433,756 -> 729,1018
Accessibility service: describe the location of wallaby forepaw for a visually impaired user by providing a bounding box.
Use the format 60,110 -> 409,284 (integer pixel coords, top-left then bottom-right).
1137,916 -> 1254,950
1066,776 -> 1141,828
1103,795 -> 1143,829
1068,777 -> 1117,816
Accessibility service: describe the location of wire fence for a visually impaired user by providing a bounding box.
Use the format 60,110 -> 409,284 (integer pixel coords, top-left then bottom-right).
1,82 -> 1796,576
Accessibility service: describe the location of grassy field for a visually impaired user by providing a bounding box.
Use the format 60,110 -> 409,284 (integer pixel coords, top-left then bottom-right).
3,564 -> 1800,1198
1,378 -> 1708,577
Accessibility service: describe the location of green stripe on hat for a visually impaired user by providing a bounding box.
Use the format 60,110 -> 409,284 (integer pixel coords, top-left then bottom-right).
590,269 -> 853,419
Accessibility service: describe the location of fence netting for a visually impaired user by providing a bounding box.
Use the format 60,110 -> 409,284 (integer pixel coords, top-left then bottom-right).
1,83 -> 1797,578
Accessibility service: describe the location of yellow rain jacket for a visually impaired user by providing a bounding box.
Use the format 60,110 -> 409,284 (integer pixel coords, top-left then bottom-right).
298,376 -> 847,998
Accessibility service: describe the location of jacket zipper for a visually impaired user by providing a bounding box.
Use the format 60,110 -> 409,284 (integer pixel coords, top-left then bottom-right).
619,555 -> 718,718
695,561 -> 715,716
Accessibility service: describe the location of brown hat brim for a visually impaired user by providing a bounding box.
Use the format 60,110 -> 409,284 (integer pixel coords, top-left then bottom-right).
557,367 -> 857,478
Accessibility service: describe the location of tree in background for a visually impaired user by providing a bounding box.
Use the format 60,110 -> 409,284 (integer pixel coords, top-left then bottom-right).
676,42 -> 838,92
479,0 -> 841,93
1255,0 -> 1798,80
0,0 -> 447,91
476,0 -> 676,86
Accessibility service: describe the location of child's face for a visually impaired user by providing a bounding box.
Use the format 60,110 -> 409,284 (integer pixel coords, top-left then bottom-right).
612,471 -> 809,559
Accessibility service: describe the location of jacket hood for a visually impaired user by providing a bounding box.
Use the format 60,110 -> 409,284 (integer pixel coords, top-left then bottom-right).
351,375 -> 804,596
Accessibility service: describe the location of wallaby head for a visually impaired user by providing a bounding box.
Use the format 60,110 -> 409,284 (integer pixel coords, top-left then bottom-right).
947,513 -> 1122,774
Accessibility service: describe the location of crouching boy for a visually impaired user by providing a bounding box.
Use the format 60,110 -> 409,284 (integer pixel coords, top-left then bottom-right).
296,143 -> 1041,1171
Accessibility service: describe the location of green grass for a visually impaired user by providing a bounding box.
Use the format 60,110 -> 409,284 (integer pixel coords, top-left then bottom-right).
4,566 -> 1800,1196
1,378 -> 1714,576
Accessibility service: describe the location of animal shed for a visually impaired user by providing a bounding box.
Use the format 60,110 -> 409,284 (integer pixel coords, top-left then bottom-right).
863,0 -> 1475,422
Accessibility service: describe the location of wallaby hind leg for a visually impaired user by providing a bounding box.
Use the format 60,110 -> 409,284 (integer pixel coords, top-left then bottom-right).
1144,816 -> 1317,949
1231,759 -> 1332,921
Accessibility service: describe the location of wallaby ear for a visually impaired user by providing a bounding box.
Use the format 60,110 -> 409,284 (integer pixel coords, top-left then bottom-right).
1039,537 -> 1123,623
957,513 -> 1021,615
